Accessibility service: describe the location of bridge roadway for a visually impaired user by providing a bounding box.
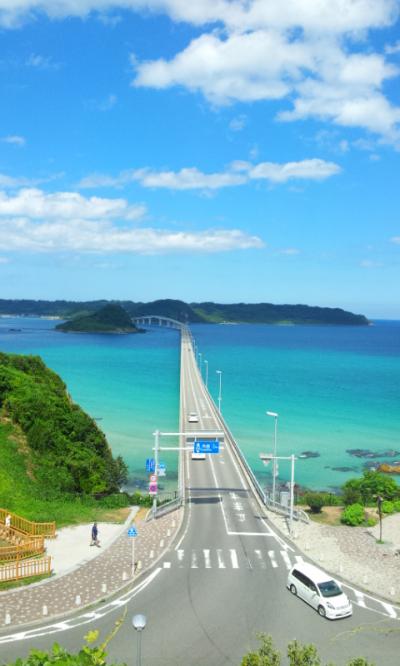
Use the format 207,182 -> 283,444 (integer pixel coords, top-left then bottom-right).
1,325 -> 399,665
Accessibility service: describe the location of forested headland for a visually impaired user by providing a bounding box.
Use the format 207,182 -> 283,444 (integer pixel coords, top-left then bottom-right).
0,352 -> 129,523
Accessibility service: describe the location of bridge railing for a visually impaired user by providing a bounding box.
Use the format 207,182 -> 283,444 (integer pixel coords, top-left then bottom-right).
203,386 -> 309,525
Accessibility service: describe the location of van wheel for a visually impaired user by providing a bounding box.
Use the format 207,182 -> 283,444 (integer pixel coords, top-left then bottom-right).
290,584 -> 297,596
318,605 -> 326,617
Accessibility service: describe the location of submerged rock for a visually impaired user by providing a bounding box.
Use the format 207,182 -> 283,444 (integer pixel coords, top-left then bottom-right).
299,451 -> 320,459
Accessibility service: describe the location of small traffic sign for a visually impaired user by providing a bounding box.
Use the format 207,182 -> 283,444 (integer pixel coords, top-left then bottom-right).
193,439 -> 219,454
127,527 -> 138,537
146,458 -> 155,473
149,474 -> 157,483
149,483 -> 157,495
158,461 -> 166,470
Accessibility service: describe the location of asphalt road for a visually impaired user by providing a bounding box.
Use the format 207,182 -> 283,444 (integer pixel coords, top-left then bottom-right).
1,326 -> 399,666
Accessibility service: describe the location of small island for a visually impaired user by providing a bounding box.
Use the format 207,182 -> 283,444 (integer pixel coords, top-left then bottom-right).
56,304 -> 141,334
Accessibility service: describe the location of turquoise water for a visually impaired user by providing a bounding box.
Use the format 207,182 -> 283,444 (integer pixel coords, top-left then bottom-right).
0,317 -> 399,492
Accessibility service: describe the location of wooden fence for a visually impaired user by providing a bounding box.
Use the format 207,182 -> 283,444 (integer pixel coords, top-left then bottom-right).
0,536 -> 45,563
0,508 -> 56,538
0,556 -> 52,582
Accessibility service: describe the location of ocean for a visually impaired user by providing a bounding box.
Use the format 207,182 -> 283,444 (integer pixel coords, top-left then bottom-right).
0,316 -> 399,493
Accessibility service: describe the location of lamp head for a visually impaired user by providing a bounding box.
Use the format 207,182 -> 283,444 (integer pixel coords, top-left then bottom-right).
132,614 -> 147,631
266,411 -> 278,418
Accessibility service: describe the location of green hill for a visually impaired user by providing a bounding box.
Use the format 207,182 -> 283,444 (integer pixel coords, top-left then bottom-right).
0,352 -> 128,503
56,304 -> 139,333
0,298 -> 369,326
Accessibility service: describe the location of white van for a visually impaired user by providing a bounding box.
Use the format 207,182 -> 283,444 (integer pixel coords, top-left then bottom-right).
287,562 -> 352,619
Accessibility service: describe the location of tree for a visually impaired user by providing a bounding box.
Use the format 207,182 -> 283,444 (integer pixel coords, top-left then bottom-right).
241,634 -> 281,666
287,640 -> 321,666
304,492 -> 326,514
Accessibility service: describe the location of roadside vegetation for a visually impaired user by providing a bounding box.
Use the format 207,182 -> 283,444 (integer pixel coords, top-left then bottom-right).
241,633 -> 375,666
1,632 -> 375,666
301,470 -> 400,527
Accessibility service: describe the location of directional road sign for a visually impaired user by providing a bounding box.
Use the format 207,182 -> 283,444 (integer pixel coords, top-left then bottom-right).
157,461 -> 166,477
193,439 -> 219,454
127,526 -> 138,537
146,458 -> 155,473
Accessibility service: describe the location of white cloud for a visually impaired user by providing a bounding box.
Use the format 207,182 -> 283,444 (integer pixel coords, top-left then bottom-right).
26,53 -> 60,69
360,259 -> 382,268
391,236 -> 400,244
1,135 -> 26,146
79,157 -> 341,190
0,0 -> 397,32
0,187 -> 263,254
0,188 -> 146,221
385,40 -> 400,54
249,158 -> 341,182
229,115 -> 247,132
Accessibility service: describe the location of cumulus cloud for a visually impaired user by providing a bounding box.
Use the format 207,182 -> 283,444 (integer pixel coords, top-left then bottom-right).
79,157 -> 341,190
26,53 -> 60,69
0,187 -> 263,254
0,188 -> 146,221
1,135 -> 26,146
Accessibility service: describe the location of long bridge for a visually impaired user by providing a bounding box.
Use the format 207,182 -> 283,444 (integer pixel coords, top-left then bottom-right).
2,315 -> 399,666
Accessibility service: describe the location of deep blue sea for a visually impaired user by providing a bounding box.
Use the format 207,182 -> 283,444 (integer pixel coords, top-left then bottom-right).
0,317 -> 399,493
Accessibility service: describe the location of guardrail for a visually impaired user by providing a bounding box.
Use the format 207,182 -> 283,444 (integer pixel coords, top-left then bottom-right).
0,508 -> 56,538
204,388 -> 309,525
0,556 -> 52,583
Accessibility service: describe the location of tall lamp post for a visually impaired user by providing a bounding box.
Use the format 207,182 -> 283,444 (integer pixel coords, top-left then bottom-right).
216,370 -> 222,414
204,359 -> 209,388
198,352 -> 202,374
132,614 -> 147,666
266,411 -> 279,503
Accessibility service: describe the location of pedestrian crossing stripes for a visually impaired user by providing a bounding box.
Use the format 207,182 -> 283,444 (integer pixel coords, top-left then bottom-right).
159,549 -> 398,621
162,547 -> 292,571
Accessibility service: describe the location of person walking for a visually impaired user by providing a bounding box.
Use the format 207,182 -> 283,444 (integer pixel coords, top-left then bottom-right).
90,521 -> 100,547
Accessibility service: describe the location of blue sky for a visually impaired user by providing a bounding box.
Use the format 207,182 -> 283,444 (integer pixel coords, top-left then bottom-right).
0,1 -> 399,318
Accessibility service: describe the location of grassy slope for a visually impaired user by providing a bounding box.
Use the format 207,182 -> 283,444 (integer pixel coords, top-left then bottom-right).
0,420 -> 129,527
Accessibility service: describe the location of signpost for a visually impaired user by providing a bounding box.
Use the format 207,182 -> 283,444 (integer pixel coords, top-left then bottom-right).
127,526 -> 138,577
146,458 -> 155,473
193,439 -> 219,454
158,461 -> 166,477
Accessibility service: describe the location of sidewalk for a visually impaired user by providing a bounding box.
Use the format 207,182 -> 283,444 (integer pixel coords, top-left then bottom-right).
0,507 -> 183,629
266,508 -> 400,603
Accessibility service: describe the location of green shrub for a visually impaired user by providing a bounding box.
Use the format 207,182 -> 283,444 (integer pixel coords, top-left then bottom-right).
366,517 -> 377,527
393,500 -> 400,512
304,492 -> 326,514
381,500 -> 394,514
342,471 -> 399,506
341,503 -> 365,526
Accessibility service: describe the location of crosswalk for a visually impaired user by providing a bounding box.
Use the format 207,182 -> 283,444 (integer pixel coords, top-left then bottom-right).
160,548 -> 399,619
160,547 -> 302,571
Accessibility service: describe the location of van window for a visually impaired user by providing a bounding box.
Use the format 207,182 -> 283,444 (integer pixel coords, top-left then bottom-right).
292,570 -> 312,588
318,580 -> 342,597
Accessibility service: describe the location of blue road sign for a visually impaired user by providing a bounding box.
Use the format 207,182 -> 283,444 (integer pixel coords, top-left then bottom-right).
193,439 -> 219,454
146,458 -> 155,473
158,461 -> 166,470
127,527 -> 138,537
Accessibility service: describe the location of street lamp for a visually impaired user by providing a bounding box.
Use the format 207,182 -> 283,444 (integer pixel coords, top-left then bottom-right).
266,411 -> 279,503
204,360 -> 209,388
132,614 -> 147,666
216,370 -> 222,414
198,352 -> 202,373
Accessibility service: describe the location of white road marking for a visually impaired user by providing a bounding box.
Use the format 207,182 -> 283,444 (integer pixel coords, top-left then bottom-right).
163,562 -> 171,569
191,551 -> 198,568
294,555 -> 304,564
0,569 -> 162,644
381,602 -> 397,618
203,549 -> 211,568
268,550 -> 278,568
354,590 -> 366,608
217,549 -> 226,568
159,539 -> 164,548
255,550 -> 266,569
149,550 -> 154,559
177,549 -> 184,566
230,549 -> 239,569
280,550 -> 292,570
